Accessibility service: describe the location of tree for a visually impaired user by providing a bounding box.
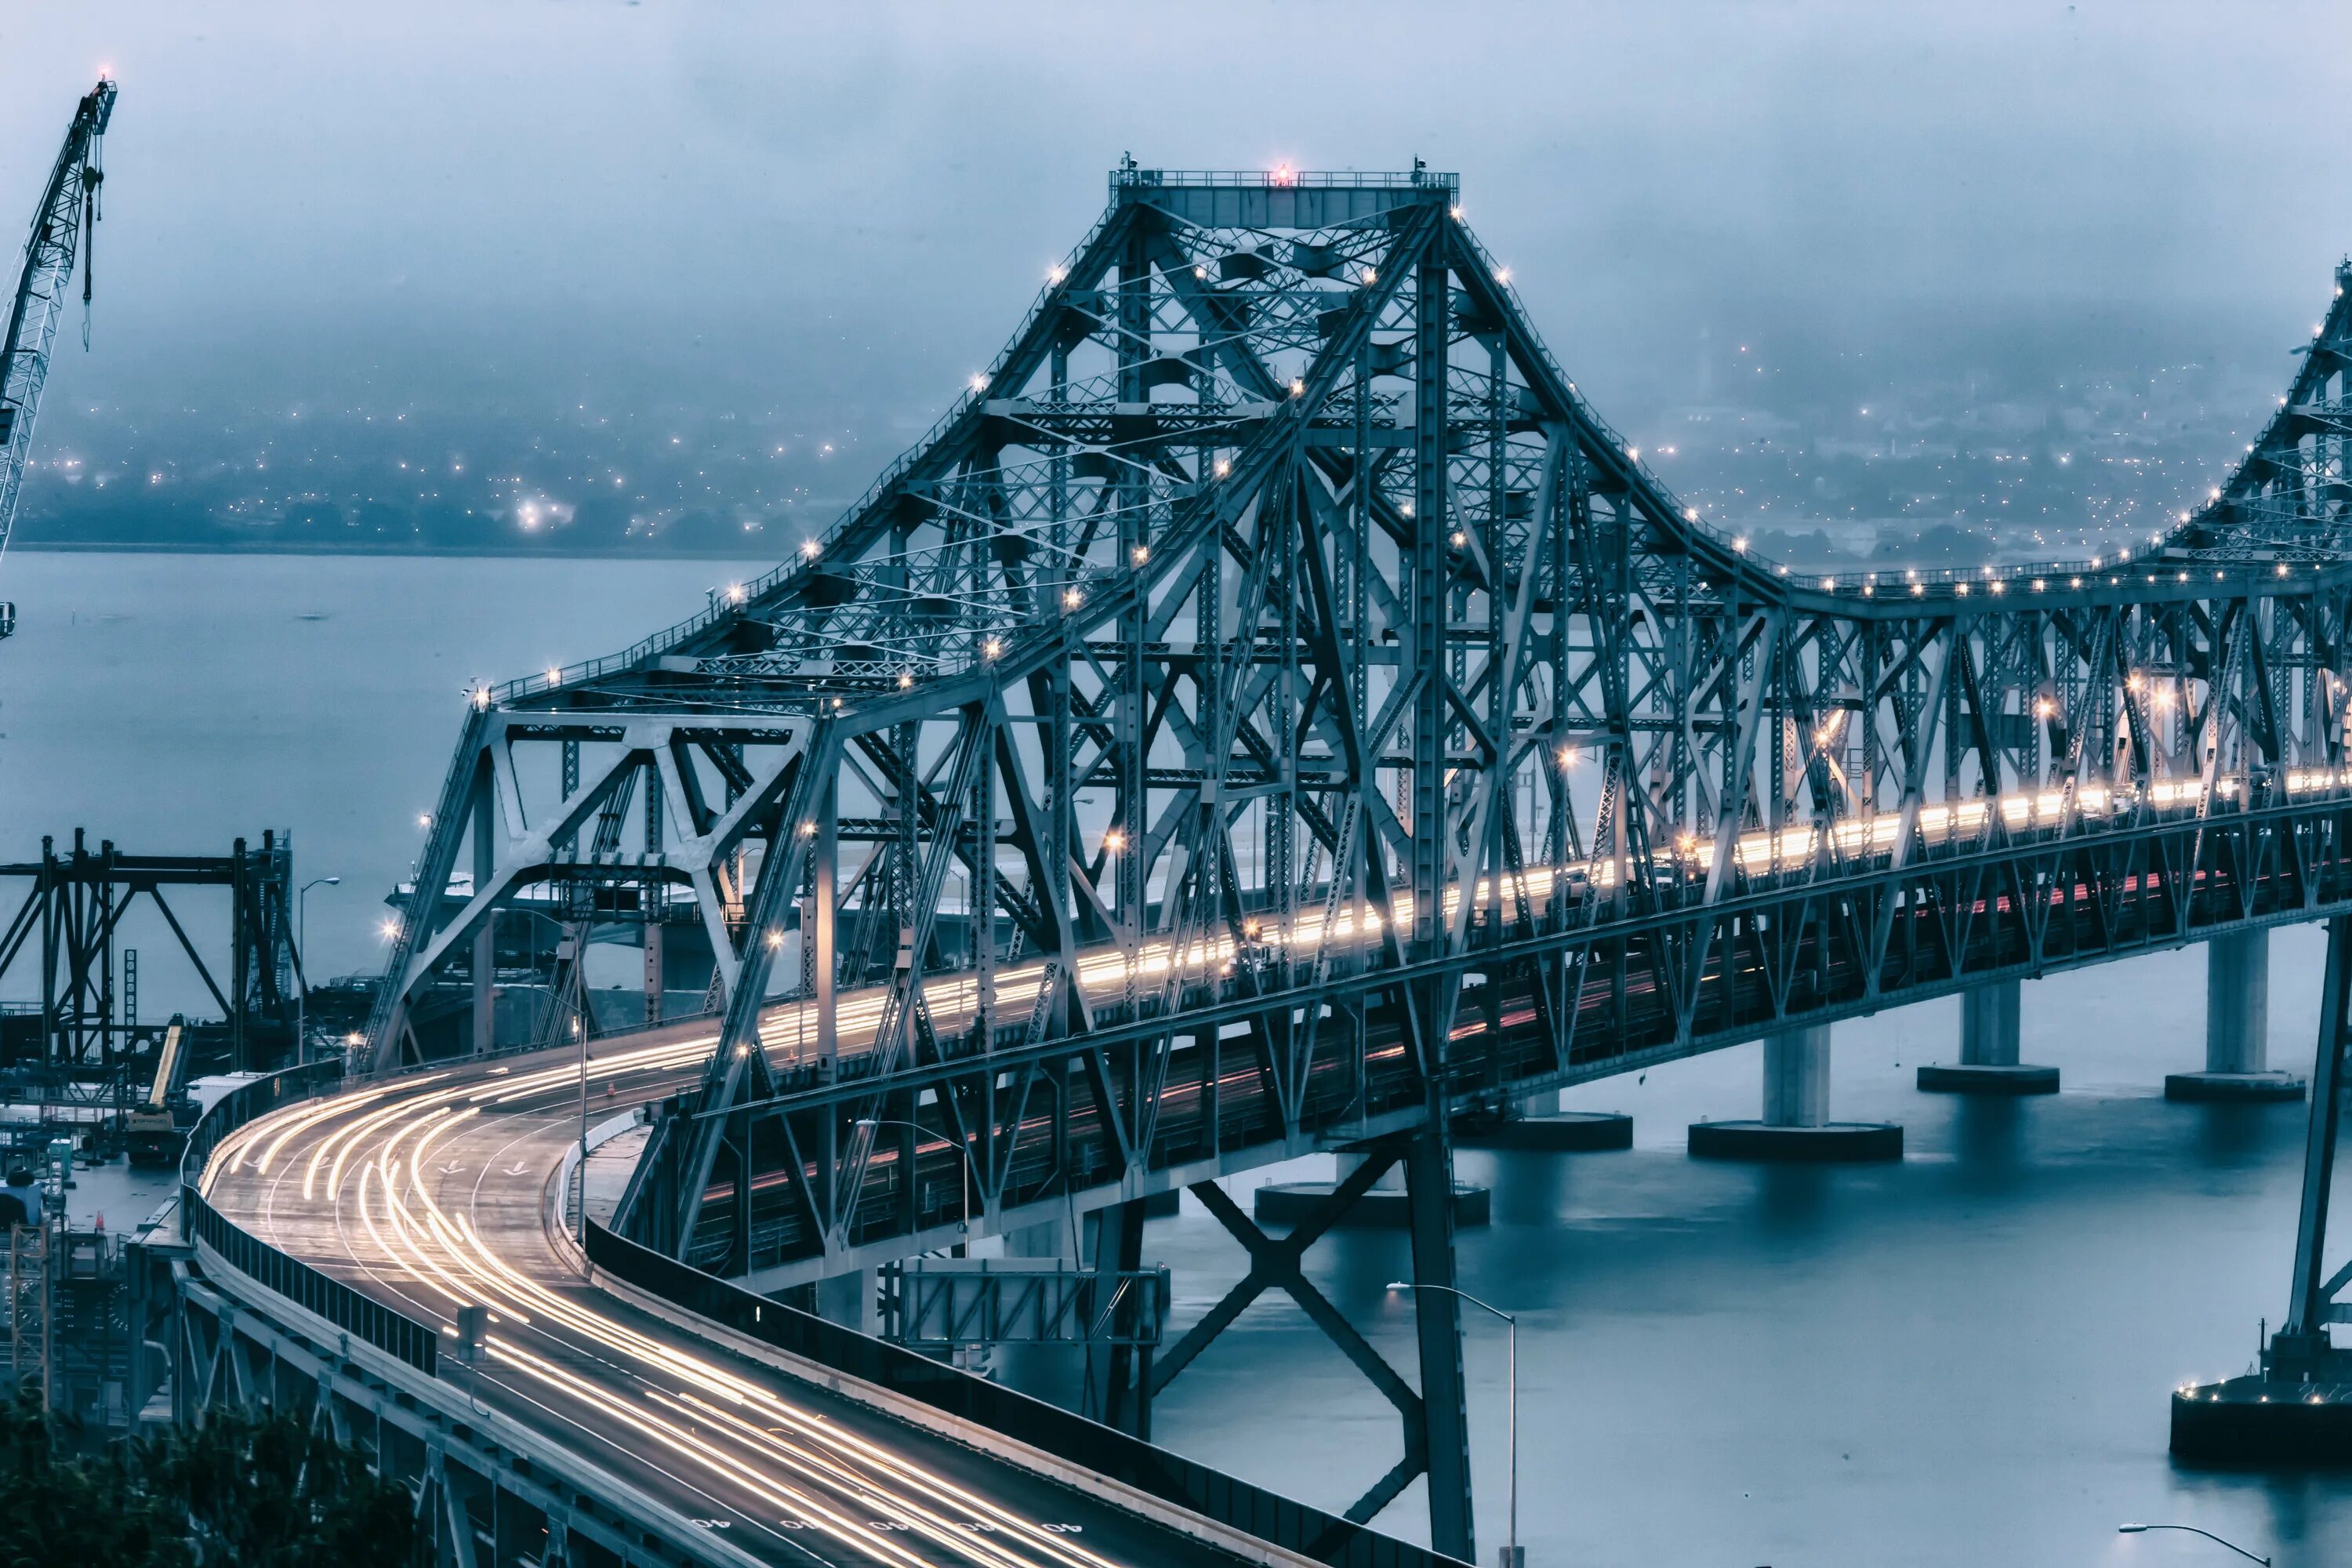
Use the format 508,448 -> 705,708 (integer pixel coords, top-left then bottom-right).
0,1385 -> 423,1568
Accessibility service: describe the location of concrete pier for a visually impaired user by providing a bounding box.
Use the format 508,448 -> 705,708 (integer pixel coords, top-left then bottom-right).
1688,1023 -> 1903,1161
1254,1149 -> 1490,1228
1454,1089 -> 1635,1152
1917,978 -> 2060,1094
815,1267 -> 877,1334
2165,929 -> 2306,1102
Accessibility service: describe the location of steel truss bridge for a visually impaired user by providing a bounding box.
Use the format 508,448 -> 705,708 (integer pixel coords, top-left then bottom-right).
187,166 -> 2352,1563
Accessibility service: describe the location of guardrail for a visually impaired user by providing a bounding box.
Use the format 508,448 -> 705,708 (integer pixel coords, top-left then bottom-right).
179,1059 -> 441,1375
585,1218 -> 1456,1568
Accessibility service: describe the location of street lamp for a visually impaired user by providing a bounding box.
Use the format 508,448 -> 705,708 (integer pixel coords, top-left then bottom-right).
296,876 -> 341,1063
2118,1524 -> 2269,1565
1389,1281 -> 1519,1568
856,1116 -> 979,1240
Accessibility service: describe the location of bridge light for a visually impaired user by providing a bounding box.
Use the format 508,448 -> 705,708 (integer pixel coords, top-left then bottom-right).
797,822 -> 817,838
1132,544 -> 1150,565
2279,563 -> 2291,576
1361,268 -> 1377,285
1452,204 -> 1465,221
418,813 -> 432,828
2035,697 -> 2056,719
1558,745 -> 1578,768
1290,377 -> 1306,398
727,583 -> 746,604
2118,548 -> 2131,561
2071,577 -> 2082,588
1625,446 -> 1639,461
1822,576 -> 1836,590
1955,583 -> 1969,597
1732,535 -> 1748,553
1450,529 -> 1467,547
2211,487 -> 2223,499
765,929 -> 785,948
1195,264 -> 1207,279
2091,557 -> 2102,568
379,918 -> 401,941
982,637 -> 1003,660
546,666 -> 561,684
800,539 -> 821,559
2126,671 -> 2145,691
2031,579 -> 2045,591
1494,267 -> 1512,285
1103,830 -> 1127,854
1777,564 -> 1790,575
1862,584 -> 1874,596
1064,587 -> 1083,610
970,373 -> 989,393
1911,583 -> 1925,597
1214,457 -> 1231,477
1399,502 -> 1414,517
1047,264 -> 1067,285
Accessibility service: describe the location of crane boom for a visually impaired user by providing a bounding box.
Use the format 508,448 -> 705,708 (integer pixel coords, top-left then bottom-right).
0,77 -> 114,636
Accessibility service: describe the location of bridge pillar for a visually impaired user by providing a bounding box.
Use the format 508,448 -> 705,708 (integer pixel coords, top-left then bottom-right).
1454,1089 -> 1635,1152
1917,978 -> 2059,1094
1688,1024 -> 1902,1161
1254,1149 -> 1491,1229
2167,929 -> 2306,1102
814,1268 -> 877,1335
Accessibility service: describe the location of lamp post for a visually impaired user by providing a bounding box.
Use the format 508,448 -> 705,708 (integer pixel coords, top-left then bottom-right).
296,876 -> 340,1063
856,1116 -> 978,1240
2118,1524 -> 2269,1566
1388,1281 -> 1518,1568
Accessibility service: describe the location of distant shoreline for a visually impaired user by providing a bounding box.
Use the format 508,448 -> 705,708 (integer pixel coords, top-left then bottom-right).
5,539 -> 771,564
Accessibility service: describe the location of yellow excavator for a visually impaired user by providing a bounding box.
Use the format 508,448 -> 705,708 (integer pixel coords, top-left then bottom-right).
124,1015 -> 194,1167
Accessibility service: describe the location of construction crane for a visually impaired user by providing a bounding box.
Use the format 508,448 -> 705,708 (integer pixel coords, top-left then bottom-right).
122,1015 -> 192,1167
0,77 -> 114,640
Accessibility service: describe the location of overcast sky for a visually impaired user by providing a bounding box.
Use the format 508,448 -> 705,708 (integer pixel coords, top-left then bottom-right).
4,2 -> 2349,441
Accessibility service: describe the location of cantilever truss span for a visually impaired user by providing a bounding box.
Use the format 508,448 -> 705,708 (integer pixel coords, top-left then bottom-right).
366,168 -> 2352,1558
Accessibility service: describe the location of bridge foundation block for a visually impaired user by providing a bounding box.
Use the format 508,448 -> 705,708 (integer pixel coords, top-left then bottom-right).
1918,978 -> 2060,1094
2167,929 -> 2307,1102
1689,1024 -> 1903,1162
1454,1091 -> 1634,1152
1254,1149 -> 1491,1228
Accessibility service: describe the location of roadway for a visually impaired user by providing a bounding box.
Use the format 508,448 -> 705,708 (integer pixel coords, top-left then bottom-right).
199,1035 -> 1259,1568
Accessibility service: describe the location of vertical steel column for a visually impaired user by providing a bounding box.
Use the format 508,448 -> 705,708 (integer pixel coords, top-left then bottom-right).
815,777 -> 838,1073
230,835 -> 251,1072
1405,1125 -> 1474,1562
470,781 -> 496,1058
643,760 -> 665,1025
1088,1196 -> 1150,1437
1115,220 -> 1151,1000
2284,915 -> 2352,1344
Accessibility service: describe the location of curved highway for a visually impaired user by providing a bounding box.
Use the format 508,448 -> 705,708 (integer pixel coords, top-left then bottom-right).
199,1036 -> 1256,1568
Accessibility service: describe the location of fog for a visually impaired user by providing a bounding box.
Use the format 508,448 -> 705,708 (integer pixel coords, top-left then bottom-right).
2,2 -> 2347,546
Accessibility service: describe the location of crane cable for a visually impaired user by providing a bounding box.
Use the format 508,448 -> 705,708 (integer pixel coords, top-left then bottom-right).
79,139 -> 103,350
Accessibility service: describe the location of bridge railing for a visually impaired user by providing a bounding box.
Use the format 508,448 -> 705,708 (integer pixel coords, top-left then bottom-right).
583,1217 -> 1455,1568
179,1059 -> 441,1376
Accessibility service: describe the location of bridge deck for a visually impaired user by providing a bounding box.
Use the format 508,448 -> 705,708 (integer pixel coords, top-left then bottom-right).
201,1041 -> 1270,1568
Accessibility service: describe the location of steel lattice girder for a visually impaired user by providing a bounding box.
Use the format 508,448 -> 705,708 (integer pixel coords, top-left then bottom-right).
368,165 -> 2352,1269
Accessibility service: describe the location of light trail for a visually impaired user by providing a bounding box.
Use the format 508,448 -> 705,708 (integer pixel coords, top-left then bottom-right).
218,1046 -> 1187,1568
